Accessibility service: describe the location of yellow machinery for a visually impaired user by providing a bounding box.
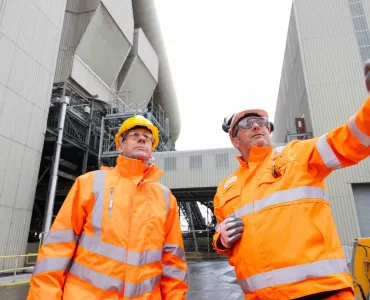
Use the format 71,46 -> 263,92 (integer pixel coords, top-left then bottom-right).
352,237 -> 370,300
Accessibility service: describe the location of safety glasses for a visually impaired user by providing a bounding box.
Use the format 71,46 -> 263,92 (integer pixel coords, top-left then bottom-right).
123,131 -> 153,143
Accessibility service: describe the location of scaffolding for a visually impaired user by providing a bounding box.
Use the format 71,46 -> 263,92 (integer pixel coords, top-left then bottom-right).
98,96 -> 172,167
30,81 -> 173,238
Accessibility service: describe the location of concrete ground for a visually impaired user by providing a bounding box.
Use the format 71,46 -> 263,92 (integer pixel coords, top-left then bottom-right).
0,260 -> 243,300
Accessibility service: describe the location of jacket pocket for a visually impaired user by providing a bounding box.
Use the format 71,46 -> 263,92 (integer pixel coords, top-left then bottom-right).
218,185 -> 242,216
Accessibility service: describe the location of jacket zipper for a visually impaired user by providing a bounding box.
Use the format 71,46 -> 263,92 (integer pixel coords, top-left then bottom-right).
108,187 -> 114,217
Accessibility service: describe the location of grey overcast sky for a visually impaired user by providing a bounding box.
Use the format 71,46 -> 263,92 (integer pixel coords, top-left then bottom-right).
154,0 -> 293,150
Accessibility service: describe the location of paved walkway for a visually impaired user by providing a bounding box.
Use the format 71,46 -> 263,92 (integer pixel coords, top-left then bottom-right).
0,260 -> 243,300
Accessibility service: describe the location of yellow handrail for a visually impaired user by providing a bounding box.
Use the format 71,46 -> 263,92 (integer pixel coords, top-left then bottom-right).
0,253 -> 38,287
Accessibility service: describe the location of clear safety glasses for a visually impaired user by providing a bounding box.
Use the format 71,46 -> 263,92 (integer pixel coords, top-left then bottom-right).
237,117 -> 269,130
124,131 -> 153,143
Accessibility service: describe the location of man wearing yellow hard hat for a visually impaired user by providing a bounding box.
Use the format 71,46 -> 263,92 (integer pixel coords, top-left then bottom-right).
28,115 -> 188,299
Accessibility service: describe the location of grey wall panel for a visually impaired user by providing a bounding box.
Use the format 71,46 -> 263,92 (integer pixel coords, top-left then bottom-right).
0,207 -> 13,269
133,29 -> 158,81
119,57 -> 157,109
102,0 -> 134,45
274,0 -> 370,245
74,3 -> 132,89
66,0 -> 100,14
55,9 -> 95,83
352,184 -> 370,237
295,0 -> 353,40
153,145 -> 285,189
0,0 -> 67,258
273,9 -> 309,143
133,0 -> 181,142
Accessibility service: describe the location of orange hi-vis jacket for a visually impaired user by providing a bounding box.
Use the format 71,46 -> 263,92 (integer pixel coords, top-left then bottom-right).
213,96 -> 370,299
28,156 -> 188,300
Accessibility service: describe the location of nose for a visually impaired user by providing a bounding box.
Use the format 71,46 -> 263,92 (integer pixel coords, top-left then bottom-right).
251,122 -> 260,130
137,133 -> 146,143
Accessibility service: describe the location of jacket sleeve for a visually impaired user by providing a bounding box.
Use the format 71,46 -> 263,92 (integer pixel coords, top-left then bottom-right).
160,192 -> 188,300
290,96 -> 370,181
212,191 -> 232,255
27,174 -> 93,300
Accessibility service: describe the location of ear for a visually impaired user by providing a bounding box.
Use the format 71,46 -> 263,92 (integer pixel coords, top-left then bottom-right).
231,136 -> 239,148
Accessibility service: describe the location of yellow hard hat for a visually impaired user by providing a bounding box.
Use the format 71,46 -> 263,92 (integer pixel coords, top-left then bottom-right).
114,115 -> 159,150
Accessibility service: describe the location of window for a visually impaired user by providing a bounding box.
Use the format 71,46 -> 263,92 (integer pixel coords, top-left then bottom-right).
190,155 -> 202,170
216,153 -> 229,169
348,0 -> 370,63
164,157 -> 176,171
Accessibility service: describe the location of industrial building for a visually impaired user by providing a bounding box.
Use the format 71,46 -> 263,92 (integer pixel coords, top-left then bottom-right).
0,0 -> 183,265
272,0 -> 370,250
1,0 -> 369,273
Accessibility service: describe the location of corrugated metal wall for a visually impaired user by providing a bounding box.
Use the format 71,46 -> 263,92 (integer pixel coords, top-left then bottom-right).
274,0 -> 370,245
0,0 -> 67,266
154,144 -> 285,189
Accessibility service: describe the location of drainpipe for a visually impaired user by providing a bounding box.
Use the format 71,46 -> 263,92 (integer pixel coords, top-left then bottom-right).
42,81 -> 70,234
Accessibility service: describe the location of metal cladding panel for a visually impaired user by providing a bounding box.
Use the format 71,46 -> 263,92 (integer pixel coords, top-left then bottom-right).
154,148 -> 240,189
295,0 -> 353,40
0,34 -> 15,86
1,0 -> 62,72
0,136 -> 12,200
272,8 -> 309,143
3,209 -> 32,268
133,0 -> 181,142
55,11 -> 94,82
75,3 -> 132,88
66,0 -> 100,13
119,56 -> 157,109
0,206 -> 13,268
0,141 -> 24,208
274,0 -> 370,245
71,55 -> 112,102
102,0 -> 134,45
133,29 -> 159,82
0,0 -> 66,257
14,149 -> 39,210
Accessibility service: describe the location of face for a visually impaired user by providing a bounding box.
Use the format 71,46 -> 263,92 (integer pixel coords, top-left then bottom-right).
231,117 -> 272,157
117,127 -> 153,164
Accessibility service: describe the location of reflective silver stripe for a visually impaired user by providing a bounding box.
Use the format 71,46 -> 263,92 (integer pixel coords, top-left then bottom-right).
124,274 -> 161,298
317,134 -> 343,169
273,146 -> 285,154
127,249 -> 162,266
69,260 -> 123,293
159,183 -> 169,217
92,170 -> 106,236
80,233 -> 162,266
164,244 -> 185,261
163,264 -> 187,281
349,115 -> 370,147
234,186 -> 328,218
239,258 -> 349,293
43,229 -> 78,245
33,257 -> 71,275
79,233 -> 127,263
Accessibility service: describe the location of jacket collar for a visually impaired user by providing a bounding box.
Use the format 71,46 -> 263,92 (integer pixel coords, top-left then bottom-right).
115,156 -> 164,181
237,146 -> 273,167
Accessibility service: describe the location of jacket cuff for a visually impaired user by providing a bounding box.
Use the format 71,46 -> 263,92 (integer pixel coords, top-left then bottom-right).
212,232 -> 231,255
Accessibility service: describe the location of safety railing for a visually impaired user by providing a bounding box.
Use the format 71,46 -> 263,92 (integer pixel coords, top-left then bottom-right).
0,253 -> 38,286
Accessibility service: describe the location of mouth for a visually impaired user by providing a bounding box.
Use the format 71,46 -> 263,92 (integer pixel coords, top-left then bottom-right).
134,146 -> 148,152
252,134 -> 263,138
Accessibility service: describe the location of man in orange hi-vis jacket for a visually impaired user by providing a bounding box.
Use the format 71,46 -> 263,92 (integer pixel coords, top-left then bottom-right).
213,61 -> 370,300
28,115 -> 188,299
